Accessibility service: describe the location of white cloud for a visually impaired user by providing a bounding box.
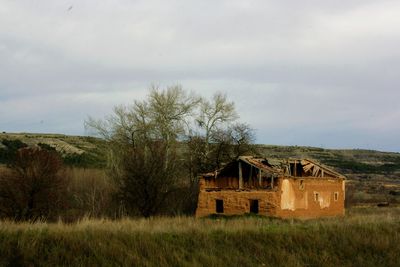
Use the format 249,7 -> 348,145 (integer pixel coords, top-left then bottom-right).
0,0 -> 399,151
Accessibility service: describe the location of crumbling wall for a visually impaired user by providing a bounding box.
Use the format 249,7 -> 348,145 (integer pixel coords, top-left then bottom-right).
196,176 -> 345,218
196,190 -> 279,217
280,179 -> 308,210
202,175 -> 277,191
277,178 -> 345,218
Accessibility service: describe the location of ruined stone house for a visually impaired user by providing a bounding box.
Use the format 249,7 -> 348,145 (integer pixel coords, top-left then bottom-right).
196,156 -> 345,218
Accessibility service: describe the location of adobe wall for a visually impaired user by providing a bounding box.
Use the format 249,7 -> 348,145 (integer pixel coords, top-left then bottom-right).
195,190 -> 279,217
195,177 -> 345,218
277,177 -> 345,218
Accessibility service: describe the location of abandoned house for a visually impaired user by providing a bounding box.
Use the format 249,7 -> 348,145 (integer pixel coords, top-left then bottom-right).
196,156 -> 345,218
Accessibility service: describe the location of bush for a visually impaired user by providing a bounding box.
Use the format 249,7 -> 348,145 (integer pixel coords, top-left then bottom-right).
116,142 -> 182,217
63,152 -> 106,168
0,139 -> 28,163
0,147 -> 67,221
37,143 -> 57,151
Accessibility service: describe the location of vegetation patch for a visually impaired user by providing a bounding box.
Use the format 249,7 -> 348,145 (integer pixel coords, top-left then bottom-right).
0,208 -> 399,266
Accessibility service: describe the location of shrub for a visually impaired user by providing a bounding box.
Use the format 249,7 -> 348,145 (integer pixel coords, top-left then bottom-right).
0,147 -> 67,221
116,142 -> 182,217
0,139 -> 28,163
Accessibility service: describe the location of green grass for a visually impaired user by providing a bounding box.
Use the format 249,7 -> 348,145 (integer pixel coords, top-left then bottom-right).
0,207 -> 399,266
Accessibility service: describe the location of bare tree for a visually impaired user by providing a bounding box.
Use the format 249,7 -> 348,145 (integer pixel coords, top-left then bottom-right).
206,123 -> 256,169
229,123 -> 256,158
196,92 -> 238,159
0,147 -> 67,221
86,85 -> 199,150
192,92 -> 257,171
85,86 -> 256,216
85,85 -> 199,216
147,85 -> 200,168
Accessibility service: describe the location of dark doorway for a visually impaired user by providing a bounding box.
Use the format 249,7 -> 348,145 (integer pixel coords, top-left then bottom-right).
250,199 -> 259,214
216,199 -> 224,213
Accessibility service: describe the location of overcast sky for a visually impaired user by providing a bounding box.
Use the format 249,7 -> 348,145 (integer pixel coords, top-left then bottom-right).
1,0 -> 399,152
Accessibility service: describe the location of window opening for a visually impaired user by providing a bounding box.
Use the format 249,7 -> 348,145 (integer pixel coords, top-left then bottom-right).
216,199 -> 224,213
250,199 -> 259,214
334,192 -> 339,201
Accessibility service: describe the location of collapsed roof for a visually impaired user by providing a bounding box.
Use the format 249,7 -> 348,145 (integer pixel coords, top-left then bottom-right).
204,156 -> 345,179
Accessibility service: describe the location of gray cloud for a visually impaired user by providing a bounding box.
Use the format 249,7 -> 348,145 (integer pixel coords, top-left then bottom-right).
0,0 -> 399,151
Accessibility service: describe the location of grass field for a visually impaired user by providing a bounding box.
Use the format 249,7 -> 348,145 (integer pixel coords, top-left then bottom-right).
1,134 -> 400,266
0,207 -> 399,267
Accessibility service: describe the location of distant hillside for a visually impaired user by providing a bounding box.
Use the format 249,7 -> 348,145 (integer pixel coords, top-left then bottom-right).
0,133 -> 107,168
1,132 -> 400,204
257,145 -> 400,177
2,132 -> 400,176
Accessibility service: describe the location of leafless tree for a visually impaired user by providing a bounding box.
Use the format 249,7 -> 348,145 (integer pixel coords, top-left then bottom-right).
193,93 -> 255,171
85,85 -> 199,216
85,85 -> 256,216
196,92 -> 238,159
229,122 -> 256,158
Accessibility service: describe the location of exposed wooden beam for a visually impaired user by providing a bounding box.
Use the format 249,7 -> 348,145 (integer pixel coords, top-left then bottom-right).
249,165 -> 253,186
271,175 -> 274,189
313,166 -> 320,177
303,163 -> 314,173
238,161 -> 243,189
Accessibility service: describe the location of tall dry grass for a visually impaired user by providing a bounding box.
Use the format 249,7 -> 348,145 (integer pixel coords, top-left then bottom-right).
0,165 -> 117,220
0,207 -> 399,266
64,167 -> 118,219
1,207 -> 399,233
